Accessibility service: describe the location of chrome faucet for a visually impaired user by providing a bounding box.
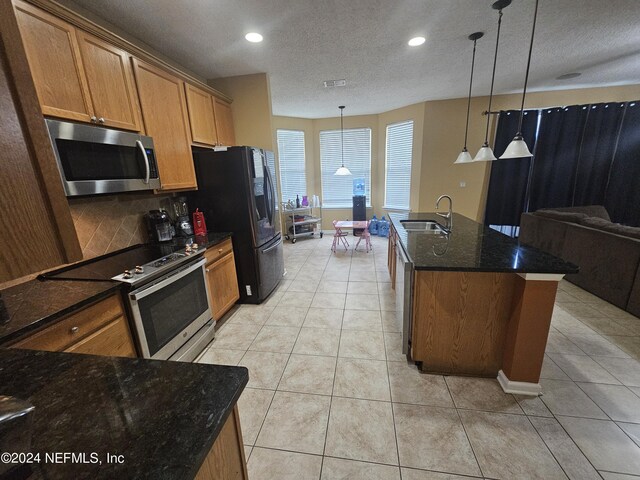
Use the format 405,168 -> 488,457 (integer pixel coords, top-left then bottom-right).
436,195 -> 453,231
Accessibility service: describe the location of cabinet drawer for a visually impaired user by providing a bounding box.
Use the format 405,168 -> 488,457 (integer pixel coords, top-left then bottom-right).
64,316 -> 136,358
11,294 -> 124,352
204,238 -> 233,265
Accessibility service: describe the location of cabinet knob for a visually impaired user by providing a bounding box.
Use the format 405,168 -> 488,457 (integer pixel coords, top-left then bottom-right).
70,326 -> 79,334
90,116 -> 97,123
206,268 -> 210,273
98,117 -> 105,124
218,248 -> 223,253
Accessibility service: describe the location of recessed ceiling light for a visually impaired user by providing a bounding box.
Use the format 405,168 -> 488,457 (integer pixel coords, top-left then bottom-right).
408,36 -> 426,47
245,32 -> 263,43
556,72 -> 582,80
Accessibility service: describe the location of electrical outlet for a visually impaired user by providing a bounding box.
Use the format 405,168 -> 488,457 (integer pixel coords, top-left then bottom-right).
459,181 -> 467,188
246,285 -> 252,296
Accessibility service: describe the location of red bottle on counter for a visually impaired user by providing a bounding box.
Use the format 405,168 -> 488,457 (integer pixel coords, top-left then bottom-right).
192,209 -> 207,236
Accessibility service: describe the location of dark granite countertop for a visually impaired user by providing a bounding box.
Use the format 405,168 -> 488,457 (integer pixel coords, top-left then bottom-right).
197,231 -> 233,248
0,348 -> 248,480
388,212 -> 578,274
0,279 -> 120,346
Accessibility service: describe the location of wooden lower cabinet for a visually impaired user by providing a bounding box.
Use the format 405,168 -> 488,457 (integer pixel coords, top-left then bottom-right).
10,294 -> 136,358
195,406 -> 248,480
206,250 -> 240,321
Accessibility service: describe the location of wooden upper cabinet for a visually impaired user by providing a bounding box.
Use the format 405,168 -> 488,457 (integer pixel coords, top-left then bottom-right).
132,58 -> 197,191
13,0 -> 93,122
75,30 -> 142,131
185,83 -> 218,146
213,97 -> 236,146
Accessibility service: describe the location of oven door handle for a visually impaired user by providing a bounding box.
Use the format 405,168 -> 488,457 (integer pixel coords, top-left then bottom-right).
136,139 -> 150,184
130,258 -> 206,301
261,237 -> 282,254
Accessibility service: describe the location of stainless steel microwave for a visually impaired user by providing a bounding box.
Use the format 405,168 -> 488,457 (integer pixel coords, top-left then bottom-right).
46,119 -> 161,196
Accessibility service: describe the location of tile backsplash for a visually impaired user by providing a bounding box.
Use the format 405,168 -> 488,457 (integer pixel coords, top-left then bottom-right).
68,193 -> 173,259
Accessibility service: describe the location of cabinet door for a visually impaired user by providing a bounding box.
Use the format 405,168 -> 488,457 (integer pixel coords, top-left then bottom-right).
206,252 -> 240,321
213,97 -> 236,146
185,83 -> 218,146
64,316 -> 136,358
132,58 -> 197,190
75,30 -> 142,132
13,0 -> 93,122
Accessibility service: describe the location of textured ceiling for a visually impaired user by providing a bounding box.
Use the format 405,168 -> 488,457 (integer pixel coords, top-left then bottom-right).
59,0 -> 640,118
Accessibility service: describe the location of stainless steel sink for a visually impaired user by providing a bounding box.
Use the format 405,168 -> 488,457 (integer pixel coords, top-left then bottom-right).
400,220 -> 446,233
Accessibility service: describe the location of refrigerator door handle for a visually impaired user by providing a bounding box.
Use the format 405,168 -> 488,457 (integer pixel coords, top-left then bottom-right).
261,236 -> 282,253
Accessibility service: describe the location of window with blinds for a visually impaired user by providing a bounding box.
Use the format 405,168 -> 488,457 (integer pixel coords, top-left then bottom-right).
320,128 -> 372,208
276,129 -> 306,203
384,120 -> 414,210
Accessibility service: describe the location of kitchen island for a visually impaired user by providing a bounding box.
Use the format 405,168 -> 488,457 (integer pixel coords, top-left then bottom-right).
0,348 -> 248,479
388,212 -> 578,395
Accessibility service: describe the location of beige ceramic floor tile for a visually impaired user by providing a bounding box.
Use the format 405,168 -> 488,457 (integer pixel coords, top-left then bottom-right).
540,355 -> 572,381
349,269 -> 377,283
604,336 -> 640,360
320,457 -> 400,480
338,330 -> 386,360
565,333 -> 631,358
400,468 -> 480,480
265,306 -> 308,327
278,354 -> 336,396
344,293 -> 380,310
197,348 -> 244,366
379,293 -> 396,312
334,358 -> 390,401
579,316 -> 636,336
557,416 -> 640,475
394,403 -> 480,476
325,397 -> 398,465
249,325 -> 300,353
593,356 -> 640,387
211,323 -> 262,350
387,362 -> 453,407
514,394 -> 553,417
599,472 -> 640,480
247,447 -> 322,480
311,292 -> 346,309
228,306 -> 275,326
445,376 -> 523,414
316,280 -> 348,294
256,391 -> 331,455
539,378 -> 607,419
545,332 -> 586,355
459,410 -> 566,479
279,291 -> 315,308
303,308 -> 343,329
578,383 -> 640,423
618,422 -> 640,448
381,310 -> 402,333
560,302 -> 604,319
293,328 -> 341,356
239,351 -> 290,389
384,332 -> 406,362
287,278 -> 321,293
237,387 -> 275,445
347,281 -> 379,295
342,309 -> 383,331
529,416 -> 602,480
547,353 -> 622,384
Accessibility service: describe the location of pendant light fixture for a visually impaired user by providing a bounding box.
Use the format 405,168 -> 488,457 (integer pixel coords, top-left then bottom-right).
500,0 -> 539,159
473,0 -> 511,162
455,31 -> 484,164
334,105 -> 352,176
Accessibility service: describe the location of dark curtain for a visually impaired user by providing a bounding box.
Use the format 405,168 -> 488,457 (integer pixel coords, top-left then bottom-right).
528,106 -> 588,211
573,103 -> 626,206
484,109 -> 539,227
605,102 -> 640,226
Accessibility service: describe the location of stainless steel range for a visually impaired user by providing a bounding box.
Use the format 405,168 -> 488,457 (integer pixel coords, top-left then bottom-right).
41,243 -> 215,362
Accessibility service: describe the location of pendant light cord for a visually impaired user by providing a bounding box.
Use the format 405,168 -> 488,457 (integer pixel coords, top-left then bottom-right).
463,38 -> 479,149
340,106 -> 345,167
516,0 -> 539,135
483,9 -> 503,144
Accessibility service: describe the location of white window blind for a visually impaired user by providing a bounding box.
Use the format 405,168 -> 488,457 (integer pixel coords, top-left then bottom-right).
276,129 -> 306,203
384,120 -> 414,210
320,128 -> 371,208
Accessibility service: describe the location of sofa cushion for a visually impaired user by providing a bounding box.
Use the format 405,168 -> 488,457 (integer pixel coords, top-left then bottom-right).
602,223 -> 640,240
535,210 -> 588,223
539,205 -> 612,221
579,217 -> 613,229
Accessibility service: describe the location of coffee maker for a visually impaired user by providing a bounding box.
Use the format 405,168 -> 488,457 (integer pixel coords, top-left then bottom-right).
146,210 -> 174,242
172,196 -> 194,245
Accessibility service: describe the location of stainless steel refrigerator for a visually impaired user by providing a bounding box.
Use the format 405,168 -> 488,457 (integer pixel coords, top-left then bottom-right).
188,146 -> 284,304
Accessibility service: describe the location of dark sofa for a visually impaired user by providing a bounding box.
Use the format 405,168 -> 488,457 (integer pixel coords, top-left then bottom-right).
520,205 -> 640,317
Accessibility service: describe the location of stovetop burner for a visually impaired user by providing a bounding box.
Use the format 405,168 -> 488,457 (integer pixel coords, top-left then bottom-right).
41,243 -> 205,287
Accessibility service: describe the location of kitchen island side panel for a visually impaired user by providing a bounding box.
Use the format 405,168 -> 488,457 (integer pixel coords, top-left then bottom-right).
411,270 -> 515,376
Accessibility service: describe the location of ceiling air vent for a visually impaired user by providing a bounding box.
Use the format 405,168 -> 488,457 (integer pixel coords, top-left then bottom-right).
323,79 -> 346,88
